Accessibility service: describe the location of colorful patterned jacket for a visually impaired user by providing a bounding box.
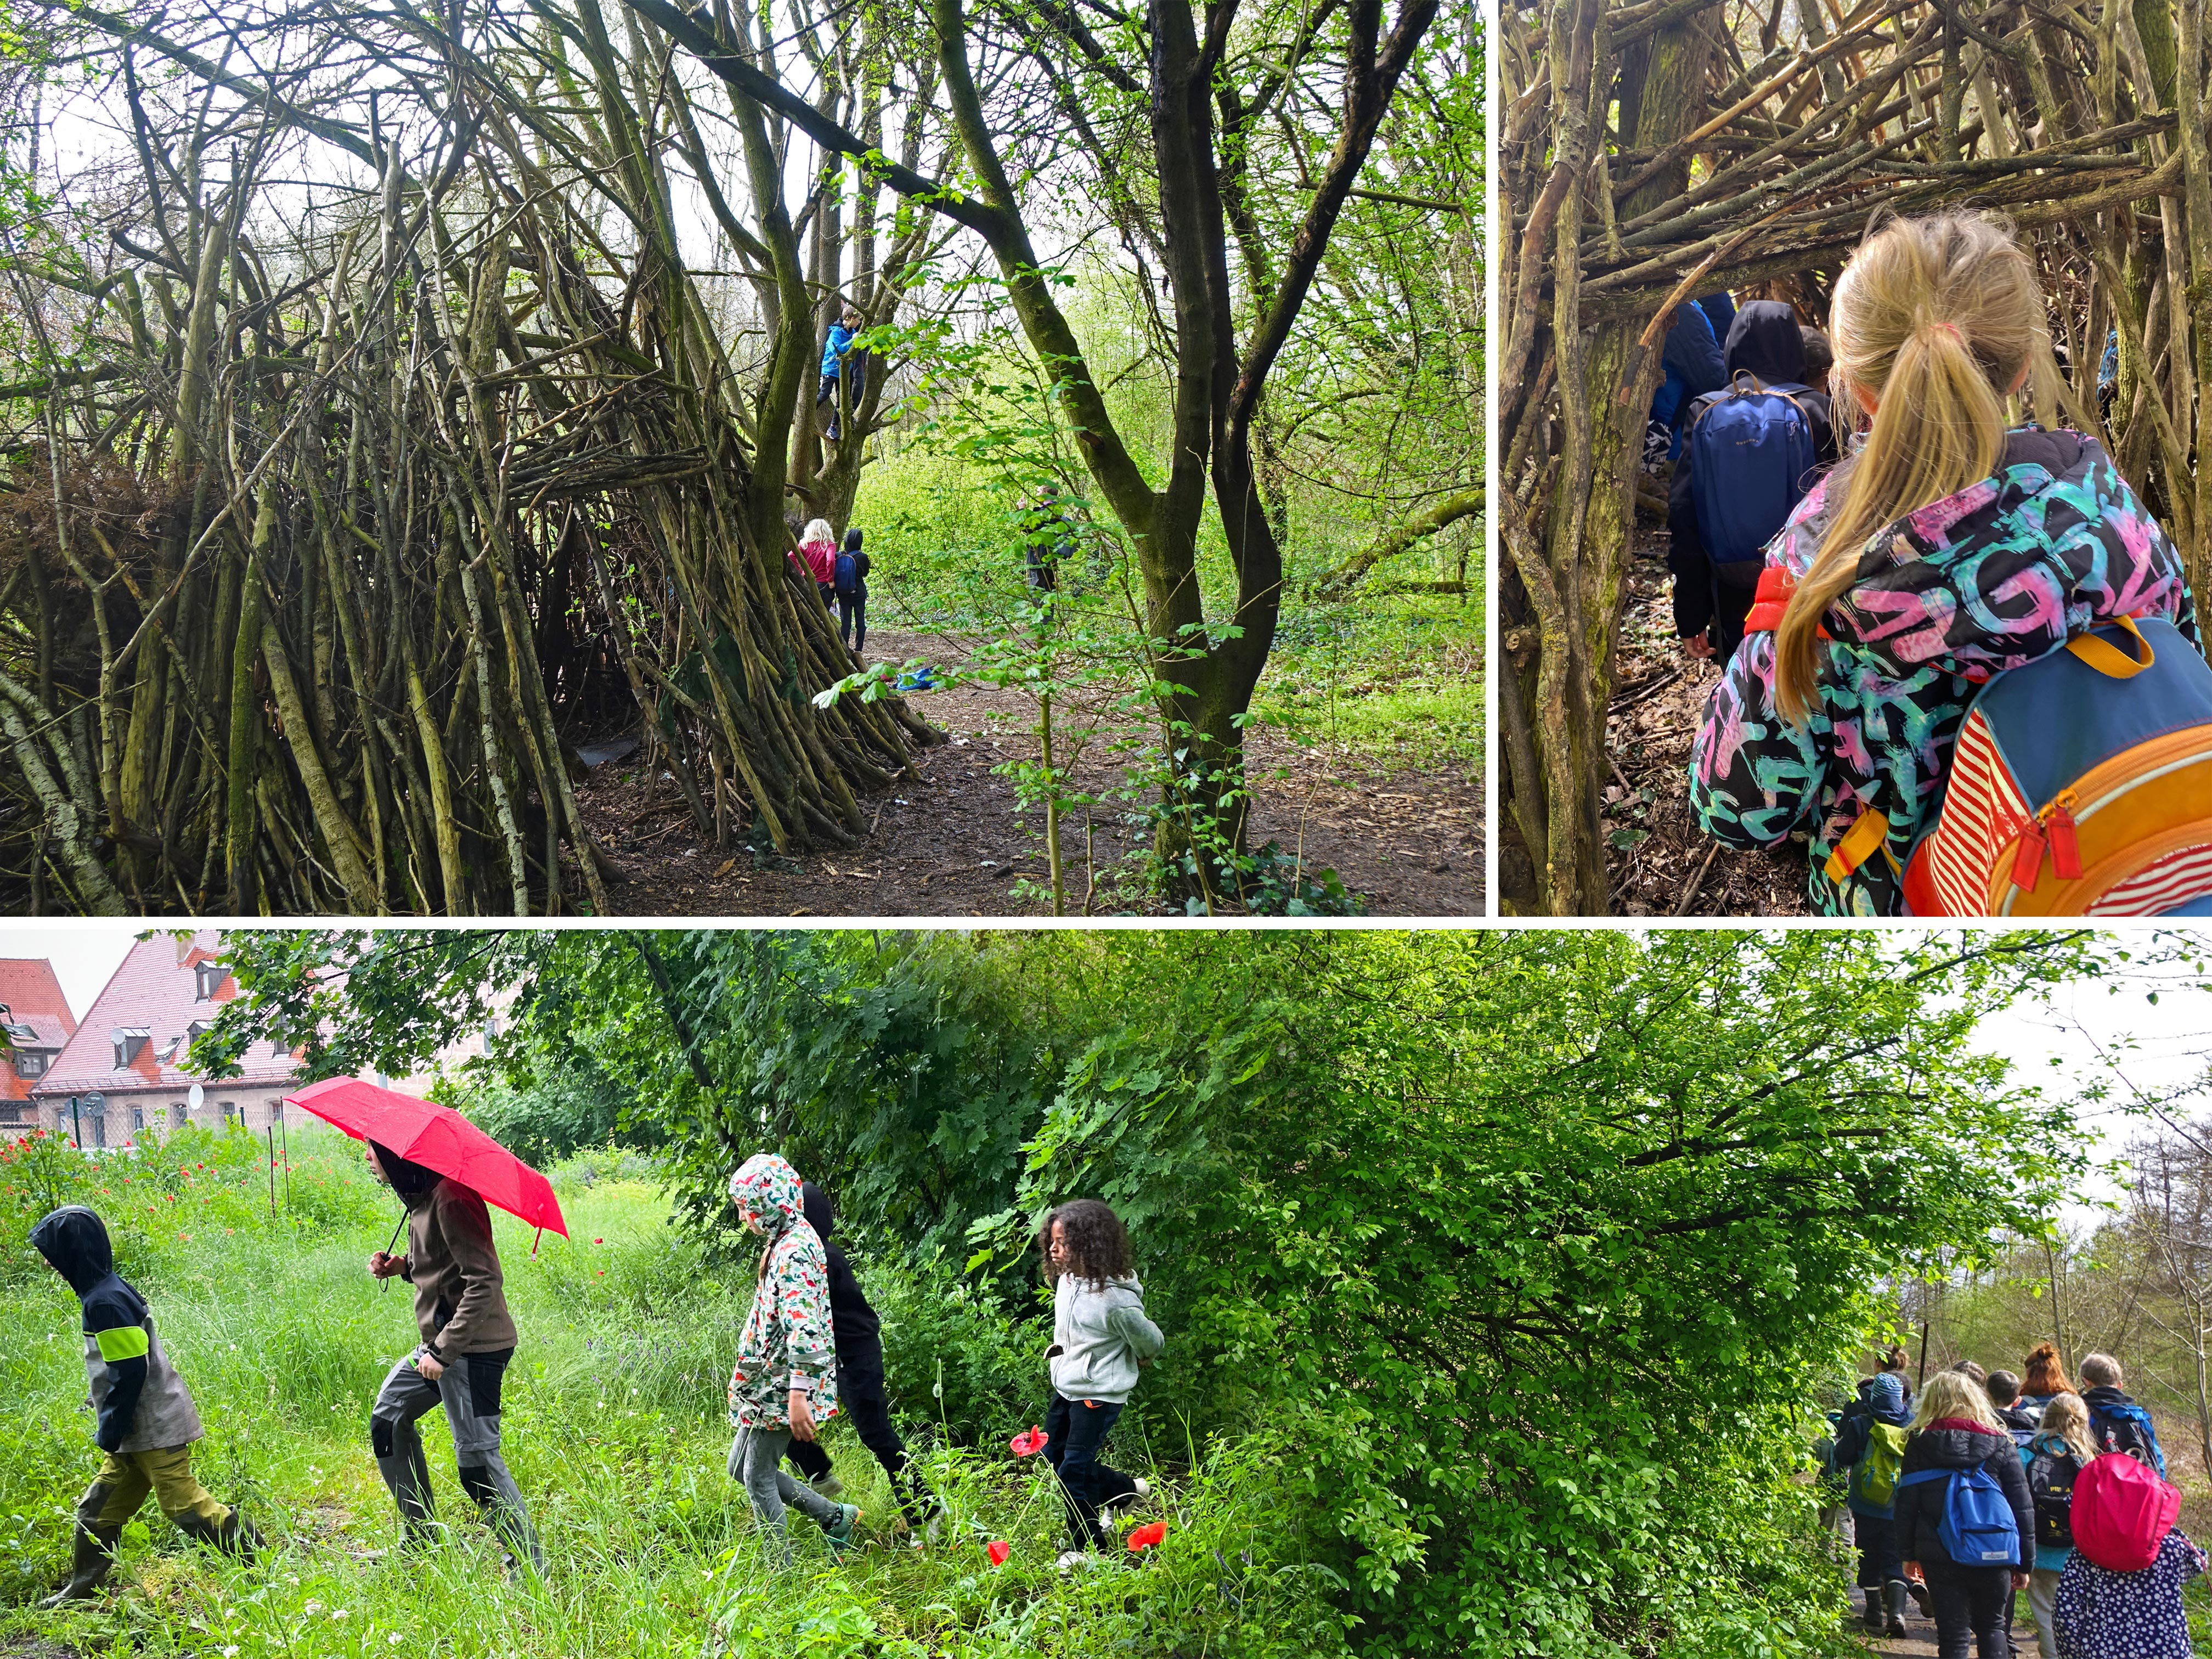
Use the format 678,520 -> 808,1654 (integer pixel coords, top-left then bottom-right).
1690,428 -> 2196,915
726,1153 -> 839,1431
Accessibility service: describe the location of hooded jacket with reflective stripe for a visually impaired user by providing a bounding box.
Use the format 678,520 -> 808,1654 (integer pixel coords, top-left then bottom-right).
30,1205 -> 202,1453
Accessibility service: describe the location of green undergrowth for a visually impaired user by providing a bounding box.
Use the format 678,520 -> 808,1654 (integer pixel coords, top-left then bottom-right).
0,1148 -> 1345,1658
851,444 -> 1482,774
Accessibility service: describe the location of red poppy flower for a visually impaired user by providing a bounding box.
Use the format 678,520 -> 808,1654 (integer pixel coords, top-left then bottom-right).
986,1540 -> 1011,1566
1127,1522 -> 1166,1552
1009,1426 -> 1048,1457
594,1238 -> 603,1244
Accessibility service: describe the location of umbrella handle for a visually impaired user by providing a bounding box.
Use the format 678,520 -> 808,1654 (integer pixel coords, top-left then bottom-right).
380,1210 -> 406,1294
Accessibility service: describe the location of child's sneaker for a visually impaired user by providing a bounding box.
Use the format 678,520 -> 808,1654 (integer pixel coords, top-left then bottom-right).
821,1503 -> 862,1559
1102,1478 -> 1150,1510
1056,1548 -> 1092,1571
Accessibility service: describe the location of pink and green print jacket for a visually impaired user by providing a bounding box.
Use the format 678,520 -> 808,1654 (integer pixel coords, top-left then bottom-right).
726,1153 -> 839,1431
1690,428 -> 2194,915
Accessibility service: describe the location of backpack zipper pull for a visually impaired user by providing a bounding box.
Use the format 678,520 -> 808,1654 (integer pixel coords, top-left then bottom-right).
2011,820 -> 2048,893
2044,791 -> 2082,881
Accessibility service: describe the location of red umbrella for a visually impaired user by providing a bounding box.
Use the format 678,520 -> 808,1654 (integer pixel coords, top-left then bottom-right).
285,1076 -> 568,1240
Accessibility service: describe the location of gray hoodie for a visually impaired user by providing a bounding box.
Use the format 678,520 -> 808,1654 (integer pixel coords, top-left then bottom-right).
1048,1273 -> 1164,1404
31,1205 -> 203,1454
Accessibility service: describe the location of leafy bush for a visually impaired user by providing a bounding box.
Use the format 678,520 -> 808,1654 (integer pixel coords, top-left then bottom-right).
462,1053 -> 662,1167
862,1249 -> 1050,1447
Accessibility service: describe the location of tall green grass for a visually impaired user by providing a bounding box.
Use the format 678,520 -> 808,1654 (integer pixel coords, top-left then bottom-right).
1,1134 -> 1344,1657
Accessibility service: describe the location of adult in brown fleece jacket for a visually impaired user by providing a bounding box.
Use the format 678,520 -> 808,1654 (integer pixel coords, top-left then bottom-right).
363,1141 -> 541,1571
1896,1371 -> 2034,1659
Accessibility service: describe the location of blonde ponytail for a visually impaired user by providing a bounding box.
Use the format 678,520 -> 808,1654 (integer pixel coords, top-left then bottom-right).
1774,213 -> 2044,722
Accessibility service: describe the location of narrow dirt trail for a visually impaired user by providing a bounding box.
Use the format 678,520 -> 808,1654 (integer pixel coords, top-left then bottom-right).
1607,528 -> 1811,917
575,627 -> 1482,917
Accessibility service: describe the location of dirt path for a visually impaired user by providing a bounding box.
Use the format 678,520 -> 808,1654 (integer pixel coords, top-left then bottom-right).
1854,1590 -> 2041,1657
1607,528 -> 1811,917
575,627 -> 1481,917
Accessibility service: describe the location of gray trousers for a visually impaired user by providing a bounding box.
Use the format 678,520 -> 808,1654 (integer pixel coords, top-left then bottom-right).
370,1347 -> 542,1571
728,1425 -> 836,1561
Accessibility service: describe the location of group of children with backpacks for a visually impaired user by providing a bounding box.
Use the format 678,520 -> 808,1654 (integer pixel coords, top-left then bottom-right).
1681,211 -> 2212,918
28,1147 -> 1164,1602
1829,1341 -> 2200,1658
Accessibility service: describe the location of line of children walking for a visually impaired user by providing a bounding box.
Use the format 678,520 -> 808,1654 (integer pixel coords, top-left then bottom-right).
1830,1342 -> 2196,1658
1687,211 -> 2203,917
32,1152 -> 1161,1600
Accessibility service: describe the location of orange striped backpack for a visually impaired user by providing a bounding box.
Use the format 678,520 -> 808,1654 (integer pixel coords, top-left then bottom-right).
1899,616 -> 2212,915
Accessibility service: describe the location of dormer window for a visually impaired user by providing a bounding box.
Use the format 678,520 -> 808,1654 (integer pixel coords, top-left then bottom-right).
15,1050 -> 46,1079
112,1027 -> 151,1068
195,961 -> 225,1001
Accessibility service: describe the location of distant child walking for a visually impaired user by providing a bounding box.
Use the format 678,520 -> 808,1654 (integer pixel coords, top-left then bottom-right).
832,529 -> 870,653
725,1154 -> 861,1561
1037,1199 -> 1163,1567
31,1206 -> 257,1605
1835,1368 -> 1916,1634
1895,1369 -> 2034,1659
1690,211 -> 2195,916
795,518 -> 839,610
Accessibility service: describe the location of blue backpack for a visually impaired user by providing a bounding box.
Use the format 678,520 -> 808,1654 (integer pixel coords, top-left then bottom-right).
1897,1465 -> 2021,1566
1686,374 -> 1818,572
833,552 -> 859,598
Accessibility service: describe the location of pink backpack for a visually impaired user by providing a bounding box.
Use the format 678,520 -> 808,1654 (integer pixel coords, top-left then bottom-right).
2070,1451 -> 2180,1571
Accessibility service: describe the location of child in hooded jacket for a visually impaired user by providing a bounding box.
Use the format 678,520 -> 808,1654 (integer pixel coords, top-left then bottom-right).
726,1153 -> 861,1561
1037,1199 -> 1164,1566
1690,212 -> 2196,916
1833,1368 -> 1917,1633
30,1205 -> 256,1605
781,1180 -> 936,1530
1897,1369 -> 2036,1659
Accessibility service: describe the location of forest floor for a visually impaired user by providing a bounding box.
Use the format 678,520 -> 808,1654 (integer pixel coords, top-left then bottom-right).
575,625 -> 1481,918
1855,1595 -> 2038,1657
1605,523 -> 1811,917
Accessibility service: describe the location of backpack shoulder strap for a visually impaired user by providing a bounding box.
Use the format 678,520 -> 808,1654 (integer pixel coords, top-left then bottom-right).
1894,1469 -> 1947,1488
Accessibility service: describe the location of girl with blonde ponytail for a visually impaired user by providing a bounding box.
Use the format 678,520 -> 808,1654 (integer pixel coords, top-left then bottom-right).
1690,212 -> 2195,915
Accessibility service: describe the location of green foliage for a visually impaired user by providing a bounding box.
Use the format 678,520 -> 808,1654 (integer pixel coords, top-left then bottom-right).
195,927 -> 2121,1655
0,1170 -> 1342,1659
0,1123 -> 384,1289
460,1054 -> 664,1169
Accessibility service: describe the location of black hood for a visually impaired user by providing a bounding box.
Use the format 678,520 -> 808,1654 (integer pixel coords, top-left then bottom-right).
800,1179 -> 837,1241
371,1141 -> 442,1200
1915,1420 -> 2013,1468
31,1204 -> 115,1294
843,528 -> 862,552
1724,300 -> 1809,384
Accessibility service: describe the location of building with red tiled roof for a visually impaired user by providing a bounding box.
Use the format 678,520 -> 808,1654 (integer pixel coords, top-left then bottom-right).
30,932 -> 310,1149
0,958 -> 78,1127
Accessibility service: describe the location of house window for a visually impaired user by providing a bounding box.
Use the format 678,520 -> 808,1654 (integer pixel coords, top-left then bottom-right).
15,1050 -> 46,1078
220,1102 -> 238,1126
92,1112 -> 106,1149
111,1028 -> 150,1068
132,1106 -> 145,1133
171,1104 -> 187,1128
195,962 -> 224,1001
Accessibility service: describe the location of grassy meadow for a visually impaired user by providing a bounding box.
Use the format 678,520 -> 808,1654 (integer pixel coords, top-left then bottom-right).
1,1128 -> 1334,1658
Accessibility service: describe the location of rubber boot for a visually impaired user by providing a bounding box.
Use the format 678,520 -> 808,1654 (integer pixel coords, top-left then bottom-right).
37,1522 -> 120,1607
1862,1588 -> 1883,1630
1883,1578 -> 1911,1638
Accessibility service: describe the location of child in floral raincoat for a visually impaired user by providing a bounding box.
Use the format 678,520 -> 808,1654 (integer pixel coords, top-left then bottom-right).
726,1153 -> 861,1560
